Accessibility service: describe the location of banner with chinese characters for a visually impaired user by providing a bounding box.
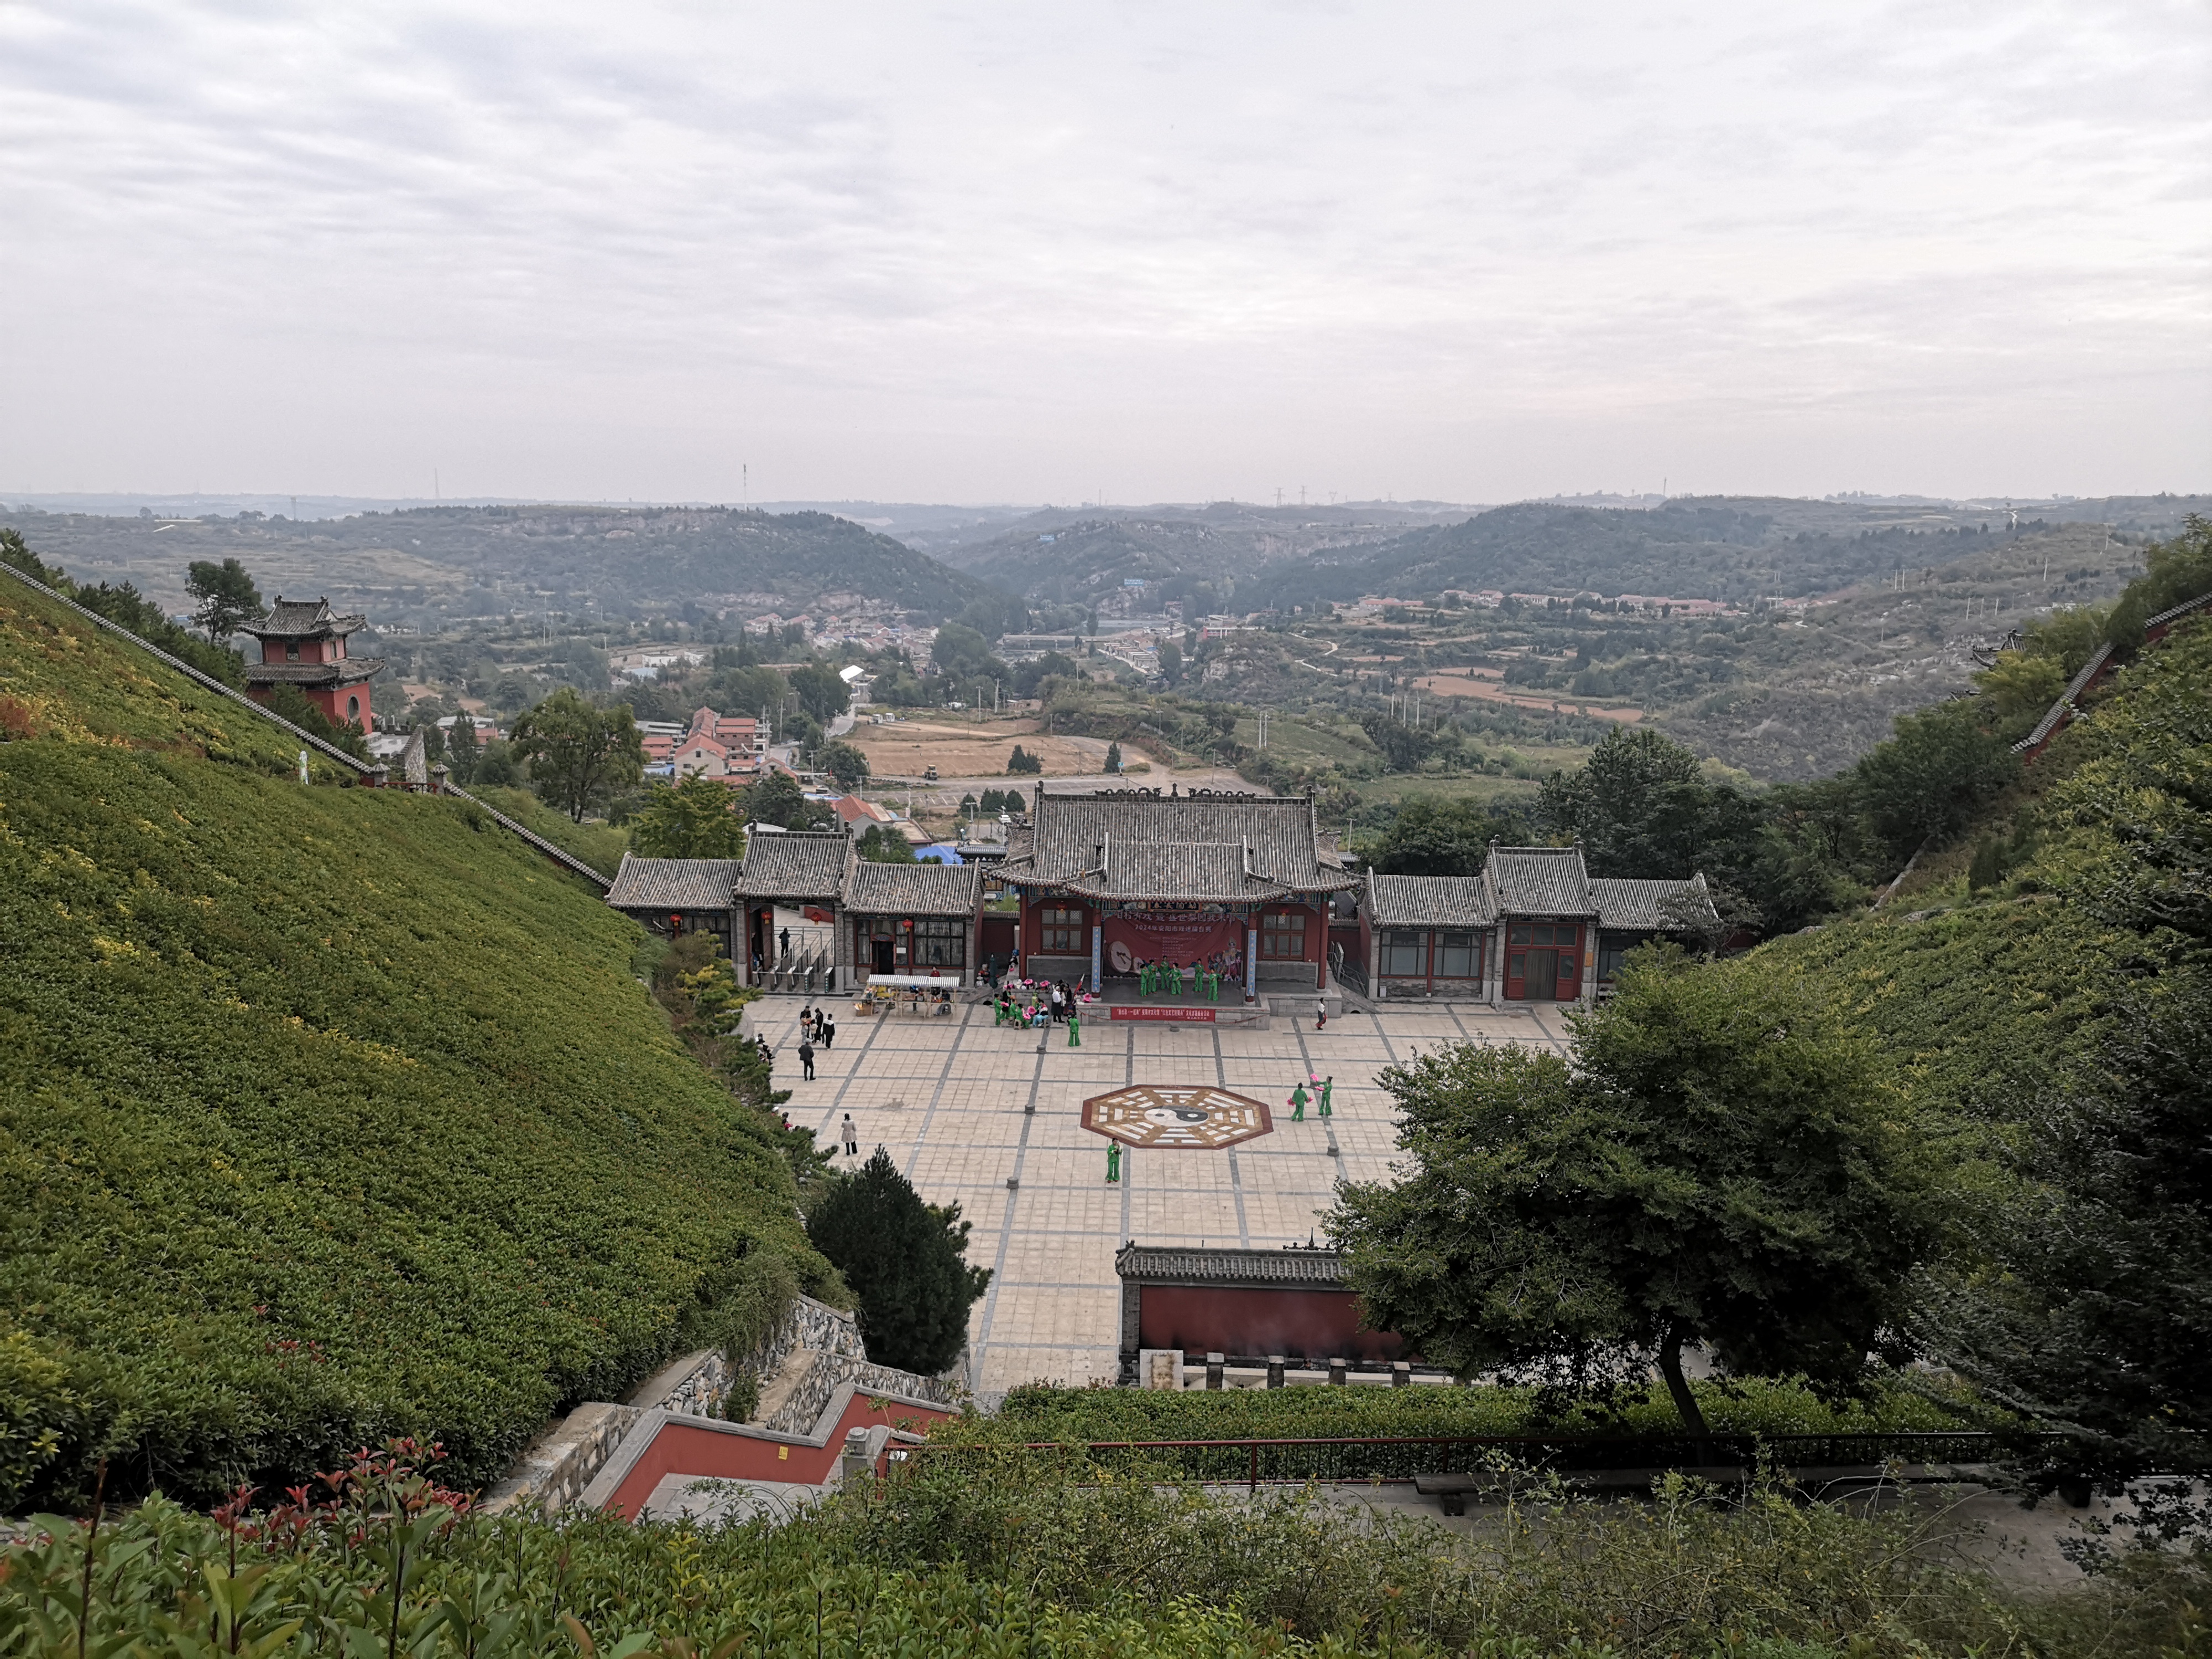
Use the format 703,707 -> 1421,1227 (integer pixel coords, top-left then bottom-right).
1102,911 -> 1246,977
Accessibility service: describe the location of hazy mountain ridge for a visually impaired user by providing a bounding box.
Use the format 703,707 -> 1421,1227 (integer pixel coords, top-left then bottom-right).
0,503 -> 995,626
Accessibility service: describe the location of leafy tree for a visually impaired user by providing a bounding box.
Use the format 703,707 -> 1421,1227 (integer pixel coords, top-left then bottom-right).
631,771 -> 748,858
857,823 -> 918,863
472,739 -> 521,787
509,687 -> 646,822
806,1149 -> 990,1374
264,684 -> 370,759
738,769 -> 834,831
1329,950 -> 1934,1436
1006,744 -> 1042,775
1536,726 -> 1762,885
1364,797 -> 1499,876
1104,741 -> 1123,774
184,557 -> 265,644
788,661 -> 852,724
1010,650 -> 1082,699
929,623 -> 1008,689
2103,513 -> 2212,650
446,713 -> 480,784
701,663 -> 789,724
1853,701 -> 2018,863
818,740 -> 870,789
959,792 -> 979,816
1157,638 -> 1183,686
1974,652 -> 2067,726
978,789 -> 1006,814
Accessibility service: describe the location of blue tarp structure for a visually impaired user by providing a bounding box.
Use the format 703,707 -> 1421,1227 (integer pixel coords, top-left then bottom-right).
917,844 -> 966,865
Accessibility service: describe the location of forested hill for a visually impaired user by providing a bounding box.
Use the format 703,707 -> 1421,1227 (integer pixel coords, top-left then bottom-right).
0,504 -> 995,629
0,563 -> 832,1510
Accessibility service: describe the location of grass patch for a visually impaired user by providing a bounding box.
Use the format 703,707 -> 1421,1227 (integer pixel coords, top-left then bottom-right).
0,575 -> 827,1510
467,784 -> 630,878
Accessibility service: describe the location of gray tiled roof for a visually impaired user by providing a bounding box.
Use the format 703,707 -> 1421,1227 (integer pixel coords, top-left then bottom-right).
606,854 -> 741,911
243,659 -> 384,685
1590,874 -> 1714,931
1368,873 -> 1495,928
1115,1243 -> 1347,1287
1485,847 -> 1596,916
253,597 -> 366,638
2146,589 -> 2212,629
1060,842 -> 1273,904
844,859 -> 983,917
737,830 -> 852,901
1002,788 -> 1355,901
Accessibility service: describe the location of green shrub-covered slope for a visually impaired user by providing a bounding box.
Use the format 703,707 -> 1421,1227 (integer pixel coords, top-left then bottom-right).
0,574 -> 828,1510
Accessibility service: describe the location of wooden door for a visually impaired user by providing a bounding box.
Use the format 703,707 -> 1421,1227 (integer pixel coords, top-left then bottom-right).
1526,948 -> 1557,999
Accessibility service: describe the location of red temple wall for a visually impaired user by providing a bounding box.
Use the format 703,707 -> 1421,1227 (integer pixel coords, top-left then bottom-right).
1136,1285 -> 1405,1361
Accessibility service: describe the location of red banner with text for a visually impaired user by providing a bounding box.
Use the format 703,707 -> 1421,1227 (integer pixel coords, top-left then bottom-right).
1102,912 -> 1247,977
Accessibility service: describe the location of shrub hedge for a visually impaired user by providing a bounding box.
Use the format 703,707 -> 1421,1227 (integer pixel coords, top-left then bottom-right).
0,575 -> 833,1511
940,1373 -> 2001,1448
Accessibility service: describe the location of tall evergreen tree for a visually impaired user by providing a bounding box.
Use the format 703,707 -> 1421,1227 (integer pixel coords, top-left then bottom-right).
806,1150 -> 990,1375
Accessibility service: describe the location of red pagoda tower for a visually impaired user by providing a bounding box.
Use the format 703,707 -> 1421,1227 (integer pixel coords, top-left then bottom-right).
243,597 -> 383,731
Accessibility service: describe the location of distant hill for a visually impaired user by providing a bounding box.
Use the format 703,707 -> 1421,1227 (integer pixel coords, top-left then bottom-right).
0,504 -> 996,628
934,502 -> 1475,612
1250,495 -> 2212,612
0,564 -> 830,1508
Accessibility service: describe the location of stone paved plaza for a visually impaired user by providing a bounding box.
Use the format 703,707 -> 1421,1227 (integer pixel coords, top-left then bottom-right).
740,998 -> 1574,1394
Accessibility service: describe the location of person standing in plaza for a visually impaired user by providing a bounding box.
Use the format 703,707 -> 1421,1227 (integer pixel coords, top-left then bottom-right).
1067,1007 -> 1081,1046
1318,1075 -> 1334,1118
822,1013 -> 836,1049
1314,995 -> 1328,1031
1105,1140 -> 1121,1183
797,1034 -> 816,1081
1289,1079 -> 1308,1121
841,1113 -> 859,1156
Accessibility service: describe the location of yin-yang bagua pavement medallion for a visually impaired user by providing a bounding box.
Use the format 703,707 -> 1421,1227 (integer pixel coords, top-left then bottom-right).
1081,1084 -> 1273,1150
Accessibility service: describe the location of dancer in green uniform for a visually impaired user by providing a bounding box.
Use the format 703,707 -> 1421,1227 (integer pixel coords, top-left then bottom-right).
1318,1074 -> 1334,1118
1106,1140 -> 1121,1183
1067,1010 -> 1081,1046
1288,1080 -> 1308,1121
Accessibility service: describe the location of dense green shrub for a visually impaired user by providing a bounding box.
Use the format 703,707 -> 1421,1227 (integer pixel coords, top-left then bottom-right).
940,1373 -> 2001,1448
4,1439 -> 2203,1658
0,576 -> 828,1511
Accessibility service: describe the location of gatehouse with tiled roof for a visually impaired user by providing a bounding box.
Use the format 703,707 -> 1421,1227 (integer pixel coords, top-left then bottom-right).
997,786 -> 1357,1000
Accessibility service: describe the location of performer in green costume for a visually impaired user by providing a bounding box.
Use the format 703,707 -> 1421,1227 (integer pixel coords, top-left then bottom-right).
1289,1081 -> 1308,1121
1106,1140 -> 1121,1183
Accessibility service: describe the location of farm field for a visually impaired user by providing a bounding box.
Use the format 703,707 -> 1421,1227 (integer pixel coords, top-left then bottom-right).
848,717 -> 1112,781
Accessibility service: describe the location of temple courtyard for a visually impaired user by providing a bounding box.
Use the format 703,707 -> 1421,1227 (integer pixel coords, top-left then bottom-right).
738,996 -> 1574,1397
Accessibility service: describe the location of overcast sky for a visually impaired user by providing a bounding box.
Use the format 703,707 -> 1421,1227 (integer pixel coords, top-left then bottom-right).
2,1 -> 2205,506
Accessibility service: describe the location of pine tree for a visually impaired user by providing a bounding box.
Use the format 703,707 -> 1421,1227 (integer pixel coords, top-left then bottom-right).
806,1150 -> 990,1374
1105,741 -> 1123,774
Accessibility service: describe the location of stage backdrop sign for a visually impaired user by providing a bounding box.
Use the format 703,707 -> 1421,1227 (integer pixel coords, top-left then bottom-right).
1103,912 -> 1245,975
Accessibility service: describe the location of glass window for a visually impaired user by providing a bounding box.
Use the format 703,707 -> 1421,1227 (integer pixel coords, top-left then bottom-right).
1436,931 -> 1478,978
1261,911 -> 1306,958
1381,930 -> 1425,977
1040,905 -> 1083,953
1531,925 -> 1554,947
1508,952 -> 1526,980
1598,941 -> 1627,982
1509,925 -> 1531,945
916,918 -> 966,967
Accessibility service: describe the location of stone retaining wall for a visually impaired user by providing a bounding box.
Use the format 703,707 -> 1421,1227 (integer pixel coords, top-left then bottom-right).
763,1350 -> 958,1434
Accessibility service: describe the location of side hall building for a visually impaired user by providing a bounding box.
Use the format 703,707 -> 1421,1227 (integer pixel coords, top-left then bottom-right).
996,786 -> 1358,1000
1365,845 -> 1714,1006
606,827 -> 986,992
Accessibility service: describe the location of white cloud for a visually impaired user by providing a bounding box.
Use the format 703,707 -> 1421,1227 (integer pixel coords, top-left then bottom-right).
1,0 -> 2204,502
